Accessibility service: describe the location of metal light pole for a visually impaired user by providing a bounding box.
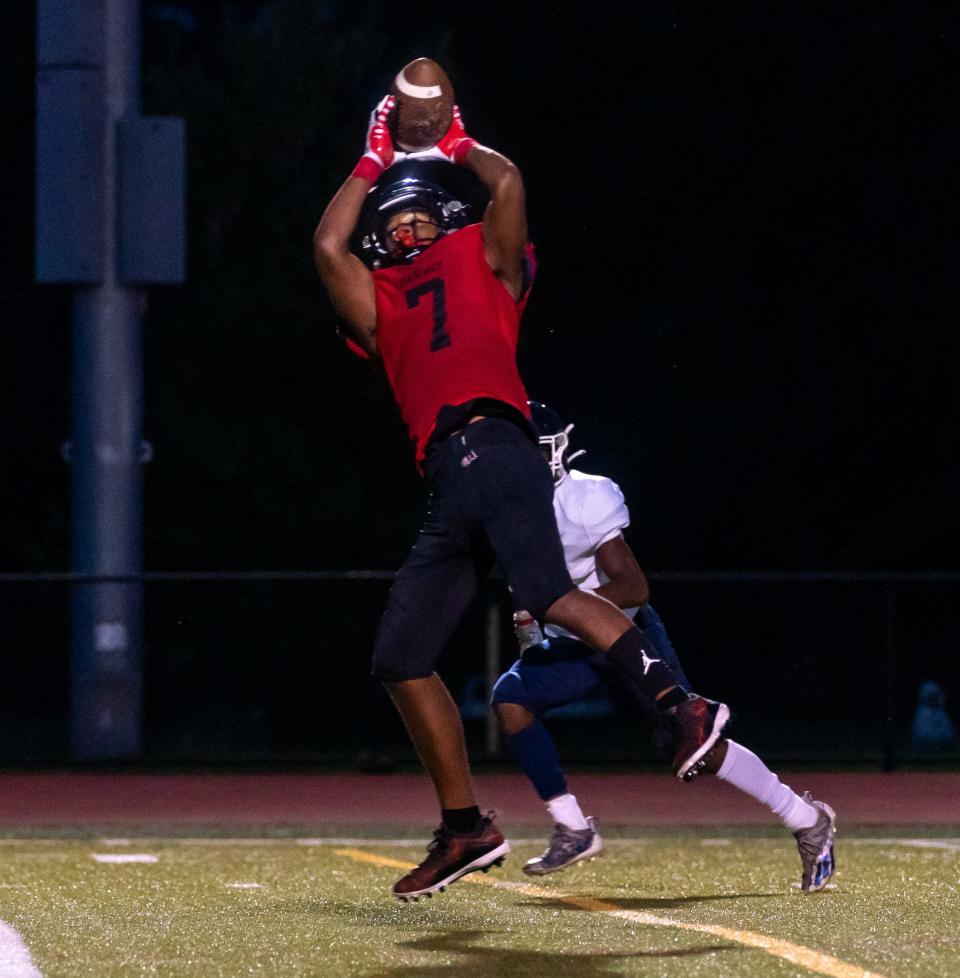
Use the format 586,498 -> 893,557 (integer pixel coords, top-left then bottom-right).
36,0 -> 185,758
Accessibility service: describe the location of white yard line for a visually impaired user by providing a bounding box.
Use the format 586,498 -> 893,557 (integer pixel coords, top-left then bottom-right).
297,837 -> 477,847
850,838 -> 960,851
0,835 -> 956,849
0,921 -> 43,978
155,838 -> 290,846
91,854 -> 158,864
299,837 -> 648,847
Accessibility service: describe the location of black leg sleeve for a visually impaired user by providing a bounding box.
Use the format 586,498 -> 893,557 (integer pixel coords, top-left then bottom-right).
604,628 -> 688,710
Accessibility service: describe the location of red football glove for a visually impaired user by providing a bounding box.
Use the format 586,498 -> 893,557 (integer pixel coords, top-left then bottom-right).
404,105 -> 477,165
352,95 -> 404,182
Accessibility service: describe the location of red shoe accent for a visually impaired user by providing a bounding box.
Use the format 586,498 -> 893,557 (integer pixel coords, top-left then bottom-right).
393,812 -> 510,900
671,695 -> 730,781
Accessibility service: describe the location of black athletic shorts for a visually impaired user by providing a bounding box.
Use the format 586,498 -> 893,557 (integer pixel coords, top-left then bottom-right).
371,417 -> 574,682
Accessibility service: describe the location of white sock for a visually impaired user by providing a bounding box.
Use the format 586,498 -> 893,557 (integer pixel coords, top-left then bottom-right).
716,740 -> 819,832
546,793 -> 589,830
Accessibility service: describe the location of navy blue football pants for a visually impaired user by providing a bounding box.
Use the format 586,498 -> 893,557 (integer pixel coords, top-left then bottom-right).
490,604 -> 691,729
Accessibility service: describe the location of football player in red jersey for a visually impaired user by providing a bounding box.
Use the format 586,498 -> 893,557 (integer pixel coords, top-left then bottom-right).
314,95 -> 730,900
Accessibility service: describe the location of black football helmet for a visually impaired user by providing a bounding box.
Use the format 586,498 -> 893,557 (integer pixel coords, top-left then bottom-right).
528,401 -> 586,484
354,159 -> 486,269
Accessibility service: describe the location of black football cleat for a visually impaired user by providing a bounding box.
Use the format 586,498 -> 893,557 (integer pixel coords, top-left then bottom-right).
393,812 -> 510,901
671,695 -> 730,781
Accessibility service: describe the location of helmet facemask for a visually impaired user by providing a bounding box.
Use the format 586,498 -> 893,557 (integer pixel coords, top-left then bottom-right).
527,400 -> 586,484
384,208 -> 442,262
539,424 -> 585,484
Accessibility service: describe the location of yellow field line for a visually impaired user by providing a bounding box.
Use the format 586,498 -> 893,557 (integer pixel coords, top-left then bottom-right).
335,848 -> 889,978
337,849 -> 417,871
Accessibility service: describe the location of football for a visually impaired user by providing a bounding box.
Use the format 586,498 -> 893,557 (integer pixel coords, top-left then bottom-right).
389,58 -> 455,151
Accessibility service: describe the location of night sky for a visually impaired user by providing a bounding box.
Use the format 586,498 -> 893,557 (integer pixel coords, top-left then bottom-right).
3,0 -> 958,574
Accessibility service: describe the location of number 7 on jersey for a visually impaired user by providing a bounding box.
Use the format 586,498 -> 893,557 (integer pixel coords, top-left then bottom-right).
405,278 -> 450,352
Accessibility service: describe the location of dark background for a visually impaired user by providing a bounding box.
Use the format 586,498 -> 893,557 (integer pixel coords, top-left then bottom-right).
1,0 -> 958,763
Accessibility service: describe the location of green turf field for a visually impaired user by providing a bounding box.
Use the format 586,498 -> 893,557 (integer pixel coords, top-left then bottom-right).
1,827 -> 957,977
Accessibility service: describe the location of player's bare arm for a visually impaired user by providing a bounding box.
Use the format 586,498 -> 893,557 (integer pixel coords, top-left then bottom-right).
593,536 -> 651,609
464,145 -> 528,299
313,177 -> 378,357
314,94 -> 405,358
404,101 -> 527,299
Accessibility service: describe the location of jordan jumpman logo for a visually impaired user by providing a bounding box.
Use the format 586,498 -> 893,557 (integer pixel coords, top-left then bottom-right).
640,649 -> 662,675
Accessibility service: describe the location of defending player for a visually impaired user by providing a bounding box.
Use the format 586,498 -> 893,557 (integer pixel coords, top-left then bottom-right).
314,90 -> 730,901
492,403 -> 837,892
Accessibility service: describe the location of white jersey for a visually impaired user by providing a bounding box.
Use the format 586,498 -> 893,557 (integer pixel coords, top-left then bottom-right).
545,469 -> 637,639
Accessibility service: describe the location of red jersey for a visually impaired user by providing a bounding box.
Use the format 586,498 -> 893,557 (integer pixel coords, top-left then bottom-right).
372,223 -> 534,463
